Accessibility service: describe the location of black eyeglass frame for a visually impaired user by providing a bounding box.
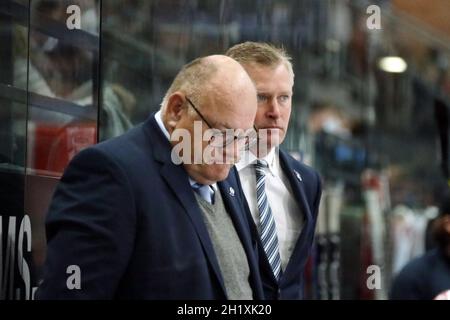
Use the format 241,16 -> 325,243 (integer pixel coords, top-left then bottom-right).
185,96 -> 258,149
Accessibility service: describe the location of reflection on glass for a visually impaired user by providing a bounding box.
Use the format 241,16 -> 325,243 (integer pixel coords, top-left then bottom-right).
28,0 -> 96,101
28,0 -> 100,103
27,0 -> 134,142
12,25 -> 29,91
27,108 -> 97,176
0,17 -> 29,168
25,0 -> 102,176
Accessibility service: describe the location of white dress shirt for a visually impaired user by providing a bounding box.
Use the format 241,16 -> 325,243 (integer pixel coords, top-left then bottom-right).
236,148 -> 304,270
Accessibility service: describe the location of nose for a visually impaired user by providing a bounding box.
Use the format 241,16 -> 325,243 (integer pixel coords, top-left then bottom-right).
266,98 -> 281,119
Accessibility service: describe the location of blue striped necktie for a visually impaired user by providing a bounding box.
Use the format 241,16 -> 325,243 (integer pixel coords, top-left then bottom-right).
254,160 -> 282,280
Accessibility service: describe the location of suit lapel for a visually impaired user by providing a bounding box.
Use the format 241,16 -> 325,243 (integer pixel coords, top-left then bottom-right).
279,151 -> 313,281
145,116 -> 227,296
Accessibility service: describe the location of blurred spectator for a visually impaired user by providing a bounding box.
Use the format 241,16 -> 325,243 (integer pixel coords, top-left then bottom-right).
390,193 -> 450,300
308,102 -> 351,138
15,0 -> 134,139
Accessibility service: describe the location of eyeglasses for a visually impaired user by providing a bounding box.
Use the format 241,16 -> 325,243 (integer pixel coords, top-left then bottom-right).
185,96 -> 258,149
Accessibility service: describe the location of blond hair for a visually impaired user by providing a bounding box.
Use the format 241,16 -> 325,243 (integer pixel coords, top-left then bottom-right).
225,41 -> 294,77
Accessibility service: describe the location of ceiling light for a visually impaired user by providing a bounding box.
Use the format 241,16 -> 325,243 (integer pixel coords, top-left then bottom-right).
378,56 -> 407,73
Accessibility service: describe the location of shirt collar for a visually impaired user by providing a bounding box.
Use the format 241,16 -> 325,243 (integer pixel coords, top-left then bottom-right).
154,110 -> 170,140
189,177 -> 217,193
188,178 -> 197,188
236,147 -> 279,177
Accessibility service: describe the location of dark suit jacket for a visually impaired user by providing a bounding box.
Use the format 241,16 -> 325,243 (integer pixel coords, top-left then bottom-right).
233,149 -> 322,299
36,115 -> 264,300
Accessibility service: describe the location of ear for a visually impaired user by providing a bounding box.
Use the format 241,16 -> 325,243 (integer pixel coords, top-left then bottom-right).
165,92 -> 185,129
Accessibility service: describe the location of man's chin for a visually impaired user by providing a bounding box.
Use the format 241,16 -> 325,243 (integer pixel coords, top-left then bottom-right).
257,137 -> 281,155
259,128 -> 282,143
205,164 -> 232,182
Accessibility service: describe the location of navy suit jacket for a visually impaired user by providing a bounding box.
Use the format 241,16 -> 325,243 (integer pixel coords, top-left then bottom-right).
36,115 -> 264,300
233,149 -> 322,299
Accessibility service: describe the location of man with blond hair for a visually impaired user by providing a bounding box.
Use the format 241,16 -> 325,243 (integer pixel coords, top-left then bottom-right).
227,42 -> 322,299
